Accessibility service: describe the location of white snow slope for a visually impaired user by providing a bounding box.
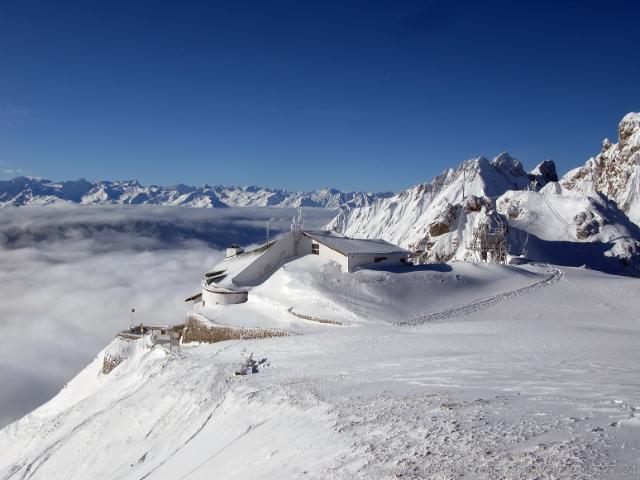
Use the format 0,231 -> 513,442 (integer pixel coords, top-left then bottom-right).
2,257 -> 640,479
327,152 -> 547,249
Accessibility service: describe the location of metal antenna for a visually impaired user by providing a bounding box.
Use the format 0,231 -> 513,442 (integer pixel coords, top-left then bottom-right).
291,209 -> 304,234
130,307 -> 135,329
266,220 -> 270,244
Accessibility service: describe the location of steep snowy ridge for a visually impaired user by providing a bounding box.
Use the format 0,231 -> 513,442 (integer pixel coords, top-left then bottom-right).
327,114 -> 640,275
327,152 -> 558,251
562,112 -> 640,225
0,178 -> 391,209
497,183 -> 640,273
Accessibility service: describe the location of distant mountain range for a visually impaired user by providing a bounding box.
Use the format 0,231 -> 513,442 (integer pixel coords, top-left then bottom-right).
0,178 -> 392,209
328,112 -> 640,275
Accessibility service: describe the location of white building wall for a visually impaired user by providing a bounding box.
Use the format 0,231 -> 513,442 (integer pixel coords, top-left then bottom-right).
347,251 -> 407,271
232,231 -> 297,286
296,234 -> 313,256
311,240 -> 349,271
202,288 -> 248,306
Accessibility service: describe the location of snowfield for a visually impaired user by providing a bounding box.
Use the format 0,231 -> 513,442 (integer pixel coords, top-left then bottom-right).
2,258 -> 639,479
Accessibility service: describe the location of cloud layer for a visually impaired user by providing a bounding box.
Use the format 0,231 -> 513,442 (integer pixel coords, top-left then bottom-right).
0,205 -> 334,427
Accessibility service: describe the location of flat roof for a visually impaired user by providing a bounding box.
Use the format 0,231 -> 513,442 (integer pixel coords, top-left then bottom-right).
303,230 -> 409,256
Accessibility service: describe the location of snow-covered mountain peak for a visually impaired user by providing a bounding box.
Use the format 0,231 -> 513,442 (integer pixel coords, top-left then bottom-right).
326,152 -> 553,253
490,151 -> 524,174
326,114 -> 640,275
529,159 -> 558,186
562,112 -> 640,224
0,179 -> 391,209
619,111 -> 640,143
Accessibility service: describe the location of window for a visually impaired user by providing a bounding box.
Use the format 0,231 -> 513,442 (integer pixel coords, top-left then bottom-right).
374,256 -> 387,263
311,243 -> 319,255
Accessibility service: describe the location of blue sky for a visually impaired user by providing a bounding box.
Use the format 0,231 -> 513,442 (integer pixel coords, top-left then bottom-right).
0,0 -> 638,192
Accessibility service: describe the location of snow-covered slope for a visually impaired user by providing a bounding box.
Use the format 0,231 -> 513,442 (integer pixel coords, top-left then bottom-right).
0,177 -> 391,209
562,112 -> 640,225
2,259 -> 640,479
497,182 -> 640,274
327,115 -> 640,275
327,152 -> 555,247
326,153 -> 576,261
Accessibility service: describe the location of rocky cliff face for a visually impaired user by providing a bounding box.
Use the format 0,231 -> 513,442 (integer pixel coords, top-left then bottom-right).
562,112 -> 640,225
327,114 -> 640,275
326,152 -> 556,254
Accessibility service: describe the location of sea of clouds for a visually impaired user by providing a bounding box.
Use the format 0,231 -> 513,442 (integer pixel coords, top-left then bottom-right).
0,204 -> 334,427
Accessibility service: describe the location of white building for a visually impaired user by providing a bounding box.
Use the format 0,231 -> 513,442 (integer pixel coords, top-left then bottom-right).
189,224 -> 409,306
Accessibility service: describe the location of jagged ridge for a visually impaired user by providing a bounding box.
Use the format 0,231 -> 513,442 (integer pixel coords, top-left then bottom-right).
0,177 -> 393,209
562,112 -> 640,225
327,113 -> 640,276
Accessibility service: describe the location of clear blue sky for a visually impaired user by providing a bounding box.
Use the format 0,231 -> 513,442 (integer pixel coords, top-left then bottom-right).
0,0 -> 638,192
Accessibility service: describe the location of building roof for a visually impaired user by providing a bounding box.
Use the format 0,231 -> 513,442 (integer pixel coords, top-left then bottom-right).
185,292 -> 203,302
203,285 -> 248,294
203,242 -> 274,288
303,230 -> 409,256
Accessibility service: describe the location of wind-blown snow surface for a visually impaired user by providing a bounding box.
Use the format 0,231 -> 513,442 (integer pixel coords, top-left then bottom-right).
2,257 -> 640,479
0,205 -> 335,427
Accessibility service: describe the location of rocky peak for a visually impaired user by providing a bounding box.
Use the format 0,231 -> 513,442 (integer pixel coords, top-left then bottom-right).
561,112 -> 640,225
618,112 -> 640,143
491,152 -> 526,177
529,160 -> 558,186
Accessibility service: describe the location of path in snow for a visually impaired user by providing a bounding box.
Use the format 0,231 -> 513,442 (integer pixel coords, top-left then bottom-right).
399,264 -> 564,325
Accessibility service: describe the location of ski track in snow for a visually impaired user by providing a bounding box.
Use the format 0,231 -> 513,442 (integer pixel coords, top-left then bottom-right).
137,342 -> 240,480
400,264 -> 564,326
15,362 -> 174,480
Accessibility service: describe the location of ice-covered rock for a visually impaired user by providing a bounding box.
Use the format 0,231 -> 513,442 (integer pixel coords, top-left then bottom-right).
326,152 -> 545,253
327,142 -> 640,275
562,112 -> 640,225
529,159 -> 559,187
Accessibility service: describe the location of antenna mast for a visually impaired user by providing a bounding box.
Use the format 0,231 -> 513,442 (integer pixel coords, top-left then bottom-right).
291,209 -> 304,234
291,209 -> 304,256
